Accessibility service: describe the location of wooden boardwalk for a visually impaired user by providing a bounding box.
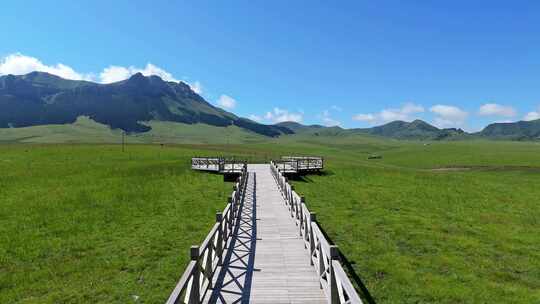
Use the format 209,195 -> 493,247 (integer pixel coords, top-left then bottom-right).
167,163 -> 362,304
204,164 -> 326,304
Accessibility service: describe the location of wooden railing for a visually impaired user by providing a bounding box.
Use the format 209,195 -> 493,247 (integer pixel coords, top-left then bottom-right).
270,161 -> 363,304
281,156 -> 324,171
191,157 -> 221,171
166,164 -> 248,304
191,157 -> 247,173
272,156 -> 324,173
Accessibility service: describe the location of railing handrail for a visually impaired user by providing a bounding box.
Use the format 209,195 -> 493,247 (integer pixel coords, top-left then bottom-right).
270,161 -> 363,304
166,164 -> 248,304
272,156 -> 324,172
191,157 -> 248,173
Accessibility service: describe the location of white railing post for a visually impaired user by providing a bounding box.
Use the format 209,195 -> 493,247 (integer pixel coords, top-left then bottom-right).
309,212 -> 316,266
299,196 -> 305,234
329,245 -> 340,304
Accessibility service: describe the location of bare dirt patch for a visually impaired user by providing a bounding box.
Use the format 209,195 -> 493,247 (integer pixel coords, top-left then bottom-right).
430,165 -> 540,172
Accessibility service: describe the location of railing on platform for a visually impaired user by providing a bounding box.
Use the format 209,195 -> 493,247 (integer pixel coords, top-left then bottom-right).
191,157 -> 247,173
270,161 -> 363,304
273,156 -> 324,173
166,165 -> 248,304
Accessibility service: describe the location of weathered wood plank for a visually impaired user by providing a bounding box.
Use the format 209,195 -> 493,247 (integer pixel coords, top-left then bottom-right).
203,165 -> 327,304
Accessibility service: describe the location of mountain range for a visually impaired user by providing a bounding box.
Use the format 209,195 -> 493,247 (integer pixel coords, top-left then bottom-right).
1,71 -> 539,141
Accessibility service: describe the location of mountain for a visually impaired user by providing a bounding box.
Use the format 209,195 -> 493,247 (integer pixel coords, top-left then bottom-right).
2,72 -> 539,141
0,72 -> 290,136
352,120 -> 467,140
478,120 -> 540,140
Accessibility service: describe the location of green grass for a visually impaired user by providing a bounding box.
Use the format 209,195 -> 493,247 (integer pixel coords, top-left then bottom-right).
1,135 -> 539,303
289,140 -> 540,303
0,144 -> 233,303
0,117 -> 268,144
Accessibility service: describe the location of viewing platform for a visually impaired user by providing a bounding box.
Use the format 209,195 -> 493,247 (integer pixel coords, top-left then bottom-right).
167,162 -> 362,304
191,157 -> 247,174
271,156 -> 324,174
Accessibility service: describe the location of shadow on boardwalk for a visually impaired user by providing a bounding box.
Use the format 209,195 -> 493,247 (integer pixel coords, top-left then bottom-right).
206,173 -> 257,304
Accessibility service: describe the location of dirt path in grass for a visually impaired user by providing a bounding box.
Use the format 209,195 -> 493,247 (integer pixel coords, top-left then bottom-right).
429,165 -> 540,172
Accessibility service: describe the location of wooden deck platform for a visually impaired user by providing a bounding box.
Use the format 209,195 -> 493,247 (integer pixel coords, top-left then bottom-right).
168,163 -> 363,304
192,157 -> 246,174
203,165 -> 326,303
272,156 -> 324,174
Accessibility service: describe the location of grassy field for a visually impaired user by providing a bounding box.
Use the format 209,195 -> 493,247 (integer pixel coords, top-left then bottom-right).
0,117 -> 267,144
290,140 -> 540,303
0,144 -> 234,303
1,137 -> 539,303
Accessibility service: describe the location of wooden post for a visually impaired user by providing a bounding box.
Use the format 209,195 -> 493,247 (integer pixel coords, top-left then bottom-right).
205,242 -> 213,288
228,197 -> 234,231
309,212 -> 316,266
290,185 -> 295,208
216,213 -> 223,266
318,242 -> 324,284
189,246 -> 200,303
228,196 -> 235,222
329,245 -> 340,304
299,196 -> 306,237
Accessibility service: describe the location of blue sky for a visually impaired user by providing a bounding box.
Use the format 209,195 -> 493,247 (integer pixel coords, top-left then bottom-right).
1,1 -> 539,131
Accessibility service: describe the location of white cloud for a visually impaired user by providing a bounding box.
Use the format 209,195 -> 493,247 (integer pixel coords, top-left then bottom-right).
523,107 -> 540,121
249,114 -> 263,122
320,110 -> 341,127
478,103 -> 516,117
98,66 -> 131,83
352,102 -> 424,125
401,103 -> 425,114
189,81 -> 203,94
352,113 -> 376,123
0,53 -> 93,81
99,63 -> 178,83
330,105 -> 343,112
0,53 -> 210,95
217,94 -> 237,109
264,108 -> 303,123
430,104 -> 468,128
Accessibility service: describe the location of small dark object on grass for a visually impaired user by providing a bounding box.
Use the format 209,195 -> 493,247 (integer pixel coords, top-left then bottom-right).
368,154 -> 382,159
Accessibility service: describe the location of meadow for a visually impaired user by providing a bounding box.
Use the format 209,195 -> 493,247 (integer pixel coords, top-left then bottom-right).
0,145 -> 233,303
0,136 -> 539,303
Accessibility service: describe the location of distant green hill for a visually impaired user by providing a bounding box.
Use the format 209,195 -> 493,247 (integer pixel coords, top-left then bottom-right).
354,120 -> 468,140
2,72 -> 540,142
0,72 -> 290,136
478,119 -> 540,140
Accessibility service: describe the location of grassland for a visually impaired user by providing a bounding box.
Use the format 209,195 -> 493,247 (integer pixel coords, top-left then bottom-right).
0,145 -> 234,303
1,134 -> 539,303
0,117 -> 267,144
290,141 -> 540,303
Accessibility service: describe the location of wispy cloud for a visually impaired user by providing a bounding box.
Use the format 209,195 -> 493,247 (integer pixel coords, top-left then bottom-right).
330,105 -> 342,112
478,103 -> 516,117
248,114 -> 263,122
0,53 -> 93,81
0,53 -> 205,94
319,108 -> 341,126
189,81 -> 203,94
352,102 -> 424,125
523,107 -> 540,121
261,108 -> 303,123
99,63 -> 179,83
430,104 -> 468,128
216,94 -> 237,109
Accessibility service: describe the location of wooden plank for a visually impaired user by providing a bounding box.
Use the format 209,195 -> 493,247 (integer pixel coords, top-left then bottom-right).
203,165 -> 327,304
